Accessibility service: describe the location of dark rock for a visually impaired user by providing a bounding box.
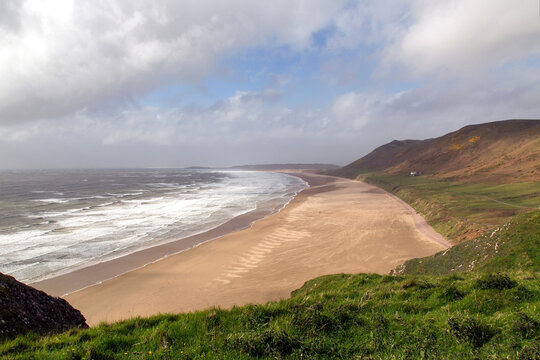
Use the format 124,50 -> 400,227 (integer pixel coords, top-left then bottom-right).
0,273 -> 88,339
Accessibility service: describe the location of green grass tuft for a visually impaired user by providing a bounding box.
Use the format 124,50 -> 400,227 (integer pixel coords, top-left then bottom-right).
476,273 -> 517,290
448,316 -> 496,348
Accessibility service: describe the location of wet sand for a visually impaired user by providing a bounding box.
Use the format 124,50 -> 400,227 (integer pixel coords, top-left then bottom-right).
40,173 -> 450,325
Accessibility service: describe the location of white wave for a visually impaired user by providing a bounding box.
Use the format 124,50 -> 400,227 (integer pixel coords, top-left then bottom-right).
106,192 -> 145,197
0,171 -> 307,283
32,198 -> 71,204
97,201 -> 116,207
146,182 -> 181,188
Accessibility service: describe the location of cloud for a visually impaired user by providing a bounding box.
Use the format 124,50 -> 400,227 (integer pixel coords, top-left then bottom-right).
0,0 -> 22,32
0,0 -> 539,168
323,1 -> 540,78
82,90 -> 328,146
327,92 -> 383,130
385,0 -> 540,76
327,0 -> 411,51
1,65 -> 539,169
0,0 -> 347,124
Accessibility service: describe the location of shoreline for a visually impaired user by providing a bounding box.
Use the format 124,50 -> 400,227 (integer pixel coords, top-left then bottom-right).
285,172 -> 451,248
31,173 -> 311,297
60,173 -> 449,325
379,189 -> 451,248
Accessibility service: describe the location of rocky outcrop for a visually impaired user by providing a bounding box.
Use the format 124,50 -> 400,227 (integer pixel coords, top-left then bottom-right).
0,273 -> 88,339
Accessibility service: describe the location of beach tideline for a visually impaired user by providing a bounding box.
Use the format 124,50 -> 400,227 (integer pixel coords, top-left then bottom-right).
50,173 -> 448,325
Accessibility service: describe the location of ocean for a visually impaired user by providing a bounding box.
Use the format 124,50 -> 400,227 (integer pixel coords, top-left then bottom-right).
0,169 -> 307,283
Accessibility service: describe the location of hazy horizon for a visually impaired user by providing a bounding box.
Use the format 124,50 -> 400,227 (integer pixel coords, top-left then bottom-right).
0,163 -> 343,171
1,1 -> 539,169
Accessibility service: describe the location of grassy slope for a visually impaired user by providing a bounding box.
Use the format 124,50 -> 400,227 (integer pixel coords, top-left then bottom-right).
355,172 -> 540,277
355,172 -> 539,243
394,210 -> 540,275
1,271 -> 538,359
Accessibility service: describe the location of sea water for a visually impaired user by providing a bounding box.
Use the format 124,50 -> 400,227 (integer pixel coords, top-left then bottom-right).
0,169 -> 307,283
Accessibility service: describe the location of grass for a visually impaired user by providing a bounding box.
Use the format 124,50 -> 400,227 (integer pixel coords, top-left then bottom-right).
354,172 -> 540,243
394,210 -> 540,275
1,272 -> 539,359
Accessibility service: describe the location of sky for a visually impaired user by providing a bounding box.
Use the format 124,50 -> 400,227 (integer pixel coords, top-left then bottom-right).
0,0 -> 539,169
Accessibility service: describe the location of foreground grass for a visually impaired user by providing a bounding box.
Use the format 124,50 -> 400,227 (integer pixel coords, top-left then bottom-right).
355,172 -> 540,243
1,272 -> 539,360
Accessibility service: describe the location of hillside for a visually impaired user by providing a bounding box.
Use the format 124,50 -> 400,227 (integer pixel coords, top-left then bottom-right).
393,210 -> 540,275
331,119 -> 540,244
335,119 -> 540,183
348,173 -> 540,243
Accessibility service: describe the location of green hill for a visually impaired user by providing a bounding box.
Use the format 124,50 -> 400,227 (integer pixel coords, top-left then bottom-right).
393,210 -> 540,276
346,172 -> 539,244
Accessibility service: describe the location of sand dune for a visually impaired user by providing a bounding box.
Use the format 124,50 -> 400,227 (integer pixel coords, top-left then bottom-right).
63,173 -> 449,325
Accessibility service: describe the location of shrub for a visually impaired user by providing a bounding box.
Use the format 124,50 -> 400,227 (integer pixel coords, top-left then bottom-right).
448,316 -> 495,348
517,344 -> 540,360
401,278 -> 434,290
476,273 -> 517,290
242,305 -> 284,330
291,302 -> 338,334
229,329 -> 301,357
372,314 -> 389,333
401,279 -> 418,289
442,285 -> 465,301
205,310 -> 221,331
516,313 -> 539,339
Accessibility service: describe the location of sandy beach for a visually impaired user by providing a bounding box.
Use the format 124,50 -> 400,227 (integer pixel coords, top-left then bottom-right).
38,173 -> 450,325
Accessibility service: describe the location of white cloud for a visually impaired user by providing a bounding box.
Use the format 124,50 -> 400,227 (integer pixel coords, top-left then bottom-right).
328,92 -> 383,130
2,88 -> 363,148
327,0 -> 410,51
0,0 -> 539,168
386,0 -> 540,75
0,0 -> 347,123
91,90 -> 329,146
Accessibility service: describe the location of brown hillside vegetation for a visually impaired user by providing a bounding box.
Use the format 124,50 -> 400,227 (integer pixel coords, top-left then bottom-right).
337,119 -> 540,183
